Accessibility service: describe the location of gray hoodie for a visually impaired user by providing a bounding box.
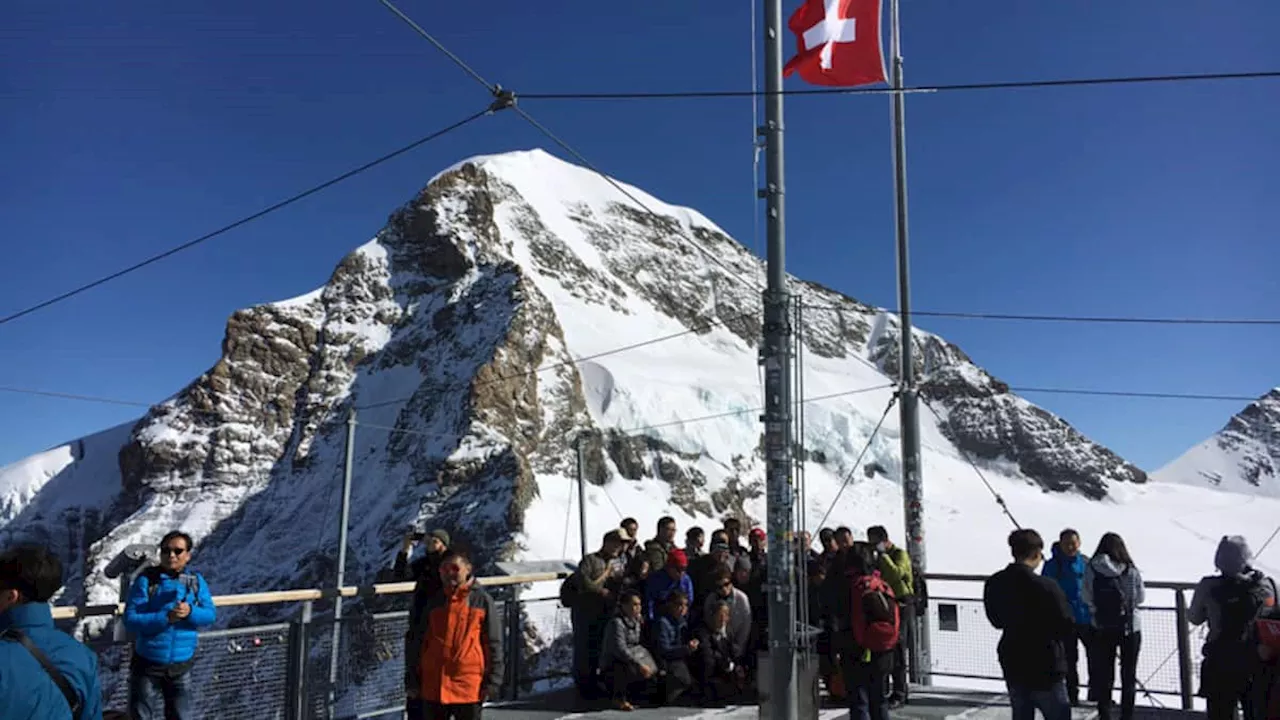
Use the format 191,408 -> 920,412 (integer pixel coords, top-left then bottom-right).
1083,554 -> 1146,634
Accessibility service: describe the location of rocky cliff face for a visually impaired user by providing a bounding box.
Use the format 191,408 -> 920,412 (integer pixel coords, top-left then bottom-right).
2,149 -> 1150,619
1155,388 -> 1280,497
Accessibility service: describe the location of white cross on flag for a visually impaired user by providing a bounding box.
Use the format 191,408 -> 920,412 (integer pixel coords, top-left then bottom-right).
783,0 -> 886,87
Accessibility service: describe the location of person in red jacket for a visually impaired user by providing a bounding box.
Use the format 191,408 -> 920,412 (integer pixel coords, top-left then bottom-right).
404,550 -> 504,720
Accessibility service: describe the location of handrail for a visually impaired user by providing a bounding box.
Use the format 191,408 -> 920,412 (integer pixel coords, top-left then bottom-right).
50,570 -> 568,621
925,571 -> 1198,592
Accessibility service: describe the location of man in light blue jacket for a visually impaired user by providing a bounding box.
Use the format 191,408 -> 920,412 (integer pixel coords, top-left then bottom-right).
1042,528 -> 1092,706
123,531 -> 216,720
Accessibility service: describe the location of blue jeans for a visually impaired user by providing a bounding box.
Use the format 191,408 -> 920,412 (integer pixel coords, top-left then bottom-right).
1007,680 -> 1071,720
129,663 -> 192,720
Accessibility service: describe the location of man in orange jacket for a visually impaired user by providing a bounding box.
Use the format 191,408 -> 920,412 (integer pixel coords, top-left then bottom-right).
404,549 -> 504,720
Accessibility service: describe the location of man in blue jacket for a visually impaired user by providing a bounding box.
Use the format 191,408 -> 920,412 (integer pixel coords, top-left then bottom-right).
1042,528 -> 1092,706
124,531 -> 216,720
0,543 -> 104,720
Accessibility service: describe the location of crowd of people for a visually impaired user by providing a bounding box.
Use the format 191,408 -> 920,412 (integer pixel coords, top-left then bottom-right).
529,515 -> 924,718
1,519 -> 1278,719
985,527 -> 1280,720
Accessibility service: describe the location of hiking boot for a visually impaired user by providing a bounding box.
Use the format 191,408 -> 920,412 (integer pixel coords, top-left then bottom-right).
888,695 -> 907,709
613,699 -> 635,712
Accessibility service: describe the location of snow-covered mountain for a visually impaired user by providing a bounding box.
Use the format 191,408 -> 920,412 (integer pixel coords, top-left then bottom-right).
2,149 -> 1275,630
1154,388 -> 1280,497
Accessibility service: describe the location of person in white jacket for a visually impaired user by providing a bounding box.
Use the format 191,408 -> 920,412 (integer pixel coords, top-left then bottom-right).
1083,532 -> 1145,720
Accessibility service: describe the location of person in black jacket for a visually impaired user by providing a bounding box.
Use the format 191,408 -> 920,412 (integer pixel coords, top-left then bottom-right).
695,600 -> 745,707
983,528 -> 1075,720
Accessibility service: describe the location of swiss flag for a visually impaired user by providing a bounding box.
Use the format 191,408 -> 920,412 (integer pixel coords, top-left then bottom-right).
783,0 -> 887,88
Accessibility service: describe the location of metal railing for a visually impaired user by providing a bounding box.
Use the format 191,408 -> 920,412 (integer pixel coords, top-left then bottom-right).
59,571 -> 1210,717
56,571 -> 570,720
923,573 -> 1202,711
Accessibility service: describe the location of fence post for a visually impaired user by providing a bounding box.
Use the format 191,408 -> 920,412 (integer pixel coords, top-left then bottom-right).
1174,589 -> 1195,711
286,600 -> 313,720
504,587 -> 523,701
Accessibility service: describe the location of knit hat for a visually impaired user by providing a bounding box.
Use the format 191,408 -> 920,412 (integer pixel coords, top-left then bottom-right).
666,548 -> 689,569
1215,535 -> 1252,577
710,541 -> 730,554
735,555 -> 752,573
430,529 -> 451,547
749,528 -> 766,541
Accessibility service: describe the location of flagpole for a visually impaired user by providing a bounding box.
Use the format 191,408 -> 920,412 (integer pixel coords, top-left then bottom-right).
889,0 -> 933,687
761,0 -> 799,717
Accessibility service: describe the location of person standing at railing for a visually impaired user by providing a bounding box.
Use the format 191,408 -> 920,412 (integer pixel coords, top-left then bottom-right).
404,549 -> 503,720
0,544 -> 104,720
563,529 -> 629,701
122,531 -> 215,720
387,527 -> 451,590
1042,528 -> 1093,707
983,528 -> 1075,720
1083,532 -> 1145,720
868,525 -> 914,710
1189,535 -> 1278,720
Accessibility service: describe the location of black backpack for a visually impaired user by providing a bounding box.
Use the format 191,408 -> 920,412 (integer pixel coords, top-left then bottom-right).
1092,567 -> 1130,630
1206,574 -> 1276,656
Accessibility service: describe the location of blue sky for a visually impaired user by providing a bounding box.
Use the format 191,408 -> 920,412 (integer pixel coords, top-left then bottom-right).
1,0 -> 1276,471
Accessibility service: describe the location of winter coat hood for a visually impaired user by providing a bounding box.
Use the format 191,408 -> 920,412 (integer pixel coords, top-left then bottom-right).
1214,535 -> 1252,578
1089,554 -> 1130,577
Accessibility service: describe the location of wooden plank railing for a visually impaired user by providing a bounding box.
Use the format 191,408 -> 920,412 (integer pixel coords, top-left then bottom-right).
50,571 -> 565,621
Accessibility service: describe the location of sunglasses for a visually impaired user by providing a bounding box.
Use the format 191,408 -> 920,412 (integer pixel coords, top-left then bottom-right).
161,547 -> 187,557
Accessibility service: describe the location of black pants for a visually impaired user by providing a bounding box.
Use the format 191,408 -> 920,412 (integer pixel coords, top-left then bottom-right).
842,650 -> 892,720
1063,623 -> 1092,703
1090,629 -> 1141,720
888,602 -> 915,701
408,700 -> 482,720
1204,693 -> 1249,720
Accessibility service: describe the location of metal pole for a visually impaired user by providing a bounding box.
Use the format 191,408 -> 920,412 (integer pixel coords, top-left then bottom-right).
327,408 -> 358,718
889,0 -> 931,687
576,433 -> 588,558
761,0 -> 797,716
288,599 -> 313,720
1174,589 -> 1195,710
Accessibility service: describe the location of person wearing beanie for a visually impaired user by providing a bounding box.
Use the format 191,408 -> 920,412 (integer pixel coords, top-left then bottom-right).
643,547 -> 694,620
1190,535 -> 1278,720
388,525 -> 450,587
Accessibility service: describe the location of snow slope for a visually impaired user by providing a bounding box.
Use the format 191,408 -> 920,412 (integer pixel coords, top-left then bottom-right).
0,148 -> 1275,649
1154,388 -> 1280,498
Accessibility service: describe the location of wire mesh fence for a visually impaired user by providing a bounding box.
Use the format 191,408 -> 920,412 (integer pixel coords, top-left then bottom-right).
73,574 -> 1206,717
89,624 -> 294,719
926,586 -> 1205,702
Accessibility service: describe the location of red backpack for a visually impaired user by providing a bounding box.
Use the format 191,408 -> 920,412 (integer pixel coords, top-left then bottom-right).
851,570 -> 900,653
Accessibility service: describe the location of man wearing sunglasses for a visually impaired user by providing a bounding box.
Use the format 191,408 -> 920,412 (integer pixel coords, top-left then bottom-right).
124,530 -> 216,720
